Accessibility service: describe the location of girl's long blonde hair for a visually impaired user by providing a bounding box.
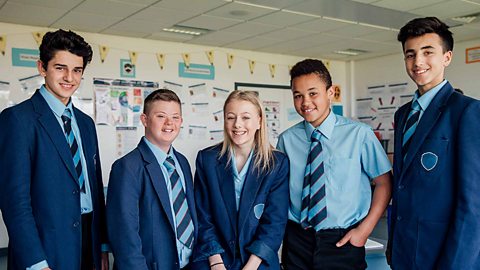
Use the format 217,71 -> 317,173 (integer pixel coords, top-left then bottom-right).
220,90 -> 275,172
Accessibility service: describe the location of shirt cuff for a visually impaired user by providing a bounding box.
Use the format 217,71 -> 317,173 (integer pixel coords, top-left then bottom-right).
27,260 -> 49,270
101,243 -> 111,253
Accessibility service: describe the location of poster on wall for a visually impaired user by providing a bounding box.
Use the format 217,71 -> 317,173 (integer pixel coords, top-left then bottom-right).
263,100 -> 281,142
116,126 -> 138,157
94,78 -> 159,126
0,81 -> 11,112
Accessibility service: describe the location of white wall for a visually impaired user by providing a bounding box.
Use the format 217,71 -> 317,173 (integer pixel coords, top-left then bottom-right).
351,38 -> 480,116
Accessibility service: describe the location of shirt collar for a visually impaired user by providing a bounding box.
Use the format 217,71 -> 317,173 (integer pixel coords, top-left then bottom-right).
231,148 -> 254,178
303,109 -> 335,141
414,79 -> 447,111
143,136 -> 171,165
39,85 -> 73,118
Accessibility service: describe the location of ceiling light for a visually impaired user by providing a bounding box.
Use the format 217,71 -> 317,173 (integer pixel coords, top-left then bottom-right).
333,48 -> 369,56
162,25 -> 210,36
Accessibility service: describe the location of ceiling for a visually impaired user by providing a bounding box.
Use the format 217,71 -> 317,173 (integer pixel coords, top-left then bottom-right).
1,0 -> 479,60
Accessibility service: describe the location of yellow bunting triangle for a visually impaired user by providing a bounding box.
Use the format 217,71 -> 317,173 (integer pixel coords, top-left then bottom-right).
129,51 -> 138,66
206,50 -> 214,65
269,64 -> 276,78
0,35 -> 6,56
324,60 -> 330,69
32,32 -> 44,46
182,53 -> 190,68
99,45 -> 109,63
156,53 -> 165,70
227,53 -> 234,69
248,60 -> 256,75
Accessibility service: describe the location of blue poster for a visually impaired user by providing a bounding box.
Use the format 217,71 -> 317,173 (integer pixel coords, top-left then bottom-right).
178,62 -> 215,80
12,48 -> 39,67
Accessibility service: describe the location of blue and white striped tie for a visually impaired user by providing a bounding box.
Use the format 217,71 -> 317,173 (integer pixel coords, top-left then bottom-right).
62,109 -> 85,192
165,156 -> 194,248
300,130 -> 327,231
402,100 -> 421,159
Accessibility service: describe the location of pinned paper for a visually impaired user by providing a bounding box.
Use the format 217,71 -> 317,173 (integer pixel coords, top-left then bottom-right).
156,53 -> 165,70
32,32 -> 44,46
206,50 -> 214,65
99,45 -> 109,63
269,64 -> 276,78
0,35 -> 5,56
227,53 -> 234,69
182,53 -> 190,68
129,51 -> 138,66
248,60 -> 256,75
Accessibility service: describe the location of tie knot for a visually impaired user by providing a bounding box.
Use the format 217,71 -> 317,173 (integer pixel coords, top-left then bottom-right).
164,156 -> 175,172
311,130 -> 321,142
411,100 -> 421,111
62,108 -> 72,120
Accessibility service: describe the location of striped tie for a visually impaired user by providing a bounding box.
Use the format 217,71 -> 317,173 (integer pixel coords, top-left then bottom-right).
300,130 -> 327,231
165,156 -> 194,248
402,100 -> 421,159
62,109 -> 85,192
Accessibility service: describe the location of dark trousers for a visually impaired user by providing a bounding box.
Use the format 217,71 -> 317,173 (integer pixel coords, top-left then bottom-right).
281,220 -> 367,270
81,212 -> 94,270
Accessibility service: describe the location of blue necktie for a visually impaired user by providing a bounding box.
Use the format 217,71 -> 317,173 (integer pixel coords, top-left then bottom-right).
301,130 -> 327,231
164,156 -> 194,248
62,109 -> 85,192
402,100 -> 421,159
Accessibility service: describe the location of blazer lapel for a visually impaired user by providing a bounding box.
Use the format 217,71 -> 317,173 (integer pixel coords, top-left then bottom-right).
138,140 -> 175,231
402,83 -> 454,173
216,154 -> 237,233
395,103 -> 410,178
237,158 -> 265,235
33,91 -> 78,184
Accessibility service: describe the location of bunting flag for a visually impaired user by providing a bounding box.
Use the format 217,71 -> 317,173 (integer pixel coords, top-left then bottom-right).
206,50 -> 214,65
156,53 -> 165,70
325,60 -> 330,69
227,53 -> 234,69
288,65 -> 293,72
0,35 -> 5,56
182,53 -> 190,68
248,60 -> 256,75
269,64 -> 276,78
32,32 -> 44,46
129,51 -> 138,66
99,45 -> 109,63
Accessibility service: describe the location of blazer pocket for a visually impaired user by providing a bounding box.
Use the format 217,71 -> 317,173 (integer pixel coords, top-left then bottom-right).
418,138 -> 449,177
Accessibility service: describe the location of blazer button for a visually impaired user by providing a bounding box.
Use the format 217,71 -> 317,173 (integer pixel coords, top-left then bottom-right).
73,189 -> 79,194
398,185 -> 404,190
229,241 -> 235,247
73,221 -> 80,228
397,216 -> 402,221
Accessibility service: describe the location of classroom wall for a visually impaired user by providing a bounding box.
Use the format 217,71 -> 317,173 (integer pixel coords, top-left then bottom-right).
351,37 -> 480,116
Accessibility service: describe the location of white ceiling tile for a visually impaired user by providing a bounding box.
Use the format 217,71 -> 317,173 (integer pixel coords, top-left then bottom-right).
325,24 -> 382,38
105,19 -> 164,34
179,15 -> 242,31
128,7 -> 196,25
223,22 -> 280,35
146,31 -> 195,42
101,28 -> 150,38
356,29 -> 398,43
52,12 -> 122,32
410,0 -> 480,18
225,36 -> 280,50
350,0 -> 381,3
205,2 -> 276,20
0,2 -> 65,26
259,28 -> 315,41
6,0 -> 83,10
372,0 -> 445,12
290,18 -> 351,33
251,10 -> 316,27
152,0 -> 228,13
450,24 -> 480,42
74,0 -> 150,17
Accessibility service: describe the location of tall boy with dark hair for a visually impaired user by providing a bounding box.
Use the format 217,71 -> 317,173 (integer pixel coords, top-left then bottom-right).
278,59 -> 392,270
0,29 -> 108,270
107,89 -> 197,270
389,17 -> 480,269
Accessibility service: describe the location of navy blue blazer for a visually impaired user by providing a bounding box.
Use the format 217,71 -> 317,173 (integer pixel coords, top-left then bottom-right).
390,82 -> 480,269
0,90 -> 107,269
106,139 -> 198,270
193,144 -> 289,269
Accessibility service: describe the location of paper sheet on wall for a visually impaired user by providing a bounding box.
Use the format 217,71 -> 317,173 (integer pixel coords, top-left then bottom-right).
263,100 -> 281,143
116,126 -> 138,157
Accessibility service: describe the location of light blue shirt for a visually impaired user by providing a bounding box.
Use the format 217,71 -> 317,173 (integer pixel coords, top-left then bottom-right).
231,149 -> 254,210
277,111 -> 391,229
143,137 -> 192,268
412,79 -> 447,120
30,86 -> 94,270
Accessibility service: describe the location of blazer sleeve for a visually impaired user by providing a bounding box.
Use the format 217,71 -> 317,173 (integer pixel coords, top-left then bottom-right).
0,109 -> 47,268
193,151 -> 225,261
106,159 -> 149,270
437,101 -> 480,269
246,153 -> 290,265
